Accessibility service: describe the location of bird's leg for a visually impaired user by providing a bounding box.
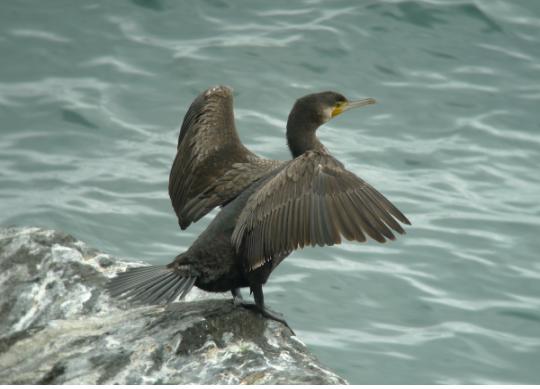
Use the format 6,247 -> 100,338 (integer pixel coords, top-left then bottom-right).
240,284 -> 295,335
231,288 -> 244,306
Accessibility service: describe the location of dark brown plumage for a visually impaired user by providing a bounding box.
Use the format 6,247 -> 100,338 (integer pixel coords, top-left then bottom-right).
108,85 -> 411,331
168,87 -> 281,230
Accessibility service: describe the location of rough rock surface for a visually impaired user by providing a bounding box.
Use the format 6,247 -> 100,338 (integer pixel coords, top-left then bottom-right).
0,227 -> 347,384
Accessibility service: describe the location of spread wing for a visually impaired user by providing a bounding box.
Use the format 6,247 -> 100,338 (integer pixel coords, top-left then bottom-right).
169,85 -> 281,229
232,151 -> 411,271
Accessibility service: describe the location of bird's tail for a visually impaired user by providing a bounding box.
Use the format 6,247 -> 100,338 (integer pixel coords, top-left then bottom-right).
107,265 -> 196,305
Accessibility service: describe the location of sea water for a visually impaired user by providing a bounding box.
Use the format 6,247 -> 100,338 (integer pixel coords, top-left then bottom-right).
1,0 -> 540,383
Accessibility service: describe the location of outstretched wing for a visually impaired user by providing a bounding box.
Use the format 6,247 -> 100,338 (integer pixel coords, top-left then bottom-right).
232,151 -> 411,271
169,85 -> 279,229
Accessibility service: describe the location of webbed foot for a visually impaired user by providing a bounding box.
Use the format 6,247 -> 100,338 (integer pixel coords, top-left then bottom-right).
242,303 -> 294,334
239,286 -> 295,335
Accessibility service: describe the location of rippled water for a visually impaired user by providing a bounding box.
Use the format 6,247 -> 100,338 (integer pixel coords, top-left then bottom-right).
2,0 -> 540,384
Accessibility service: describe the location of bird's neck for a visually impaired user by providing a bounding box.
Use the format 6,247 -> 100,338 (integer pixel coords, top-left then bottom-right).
286,116 -> 326,158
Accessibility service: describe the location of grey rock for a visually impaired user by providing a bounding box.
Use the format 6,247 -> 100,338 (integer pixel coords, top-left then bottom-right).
0,227 -> 347,384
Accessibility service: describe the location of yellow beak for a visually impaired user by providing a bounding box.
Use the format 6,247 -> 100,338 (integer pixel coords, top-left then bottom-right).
331,98 -> 377,118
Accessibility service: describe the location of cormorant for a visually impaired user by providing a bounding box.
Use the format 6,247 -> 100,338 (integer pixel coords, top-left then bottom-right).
107,86 -> 410,331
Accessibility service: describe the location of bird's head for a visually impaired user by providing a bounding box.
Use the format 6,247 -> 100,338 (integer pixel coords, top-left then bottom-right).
286,91 -> 376,157
289,91 -> 376,129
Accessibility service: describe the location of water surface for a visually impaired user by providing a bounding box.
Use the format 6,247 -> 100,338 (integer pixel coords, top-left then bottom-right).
1,0 -> 540,384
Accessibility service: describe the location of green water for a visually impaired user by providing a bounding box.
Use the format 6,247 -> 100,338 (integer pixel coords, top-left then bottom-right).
1,0 -> 540,384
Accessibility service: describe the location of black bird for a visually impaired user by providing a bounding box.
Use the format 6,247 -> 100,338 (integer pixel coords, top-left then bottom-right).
107,86 -> 410,330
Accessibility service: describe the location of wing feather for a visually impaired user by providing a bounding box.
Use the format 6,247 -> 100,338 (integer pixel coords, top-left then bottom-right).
232,151 -> 411,270
169,86 -> 282,229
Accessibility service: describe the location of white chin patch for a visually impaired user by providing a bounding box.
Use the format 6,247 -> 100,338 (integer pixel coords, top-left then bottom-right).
322,107 -> 333,123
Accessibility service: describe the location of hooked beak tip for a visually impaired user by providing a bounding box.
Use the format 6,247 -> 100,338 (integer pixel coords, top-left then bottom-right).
346,97 -> 377,110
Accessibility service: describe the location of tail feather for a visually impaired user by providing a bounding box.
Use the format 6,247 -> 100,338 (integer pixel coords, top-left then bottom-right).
179,277 -> 196,300
162,276 -> 188,303
108,266 -> 169,297
136,272 -> 179,304
125,272 -> 177,303
107,265 -> 196,305
164,276 -> 194,302
109,268 -> 170,295
149,272 -> 182,302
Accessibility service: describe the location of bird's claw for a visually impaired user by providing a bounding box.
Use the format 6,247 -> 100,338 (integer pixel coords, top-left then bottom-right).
239,302 -> 295,335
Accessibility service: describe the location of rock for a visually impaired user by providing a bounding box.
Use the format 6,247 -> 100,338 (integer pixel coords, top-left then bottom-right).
0,227 -> 347,384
